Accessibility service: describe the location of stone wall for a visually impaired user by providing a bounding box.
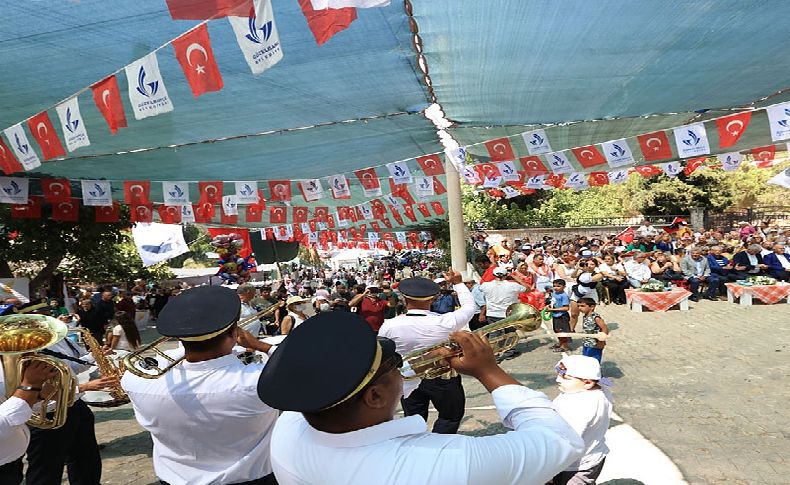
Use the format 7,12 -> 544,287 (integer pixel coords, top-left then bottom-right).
483,225 -> 637,242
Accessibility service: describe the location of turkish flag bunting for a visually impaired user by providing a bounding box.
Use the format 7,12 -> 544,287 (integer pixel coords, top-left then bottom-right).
506,171 -> 527,187
519,156 -> 548,176
430,201 -> 445,216
28,112 -> 66,160
752,145 -> 776,167
198,181 -> 224,204
485,138 -> 516,161
519,187 -> 536,195
194,202 -> 215,223
165,0 -> 252,19
131,204 -> 153,223
588,172 -> 609,187
11,196 -> 42,219
337,206 -> 352,221
0,137 -> 23,175
370,199 -> 387,219
389,179 -> 416,205
474,163 -> 501,181
297,0 -> 357,45
432,176 -> 446,195
268,180 -> 291,202
270,206 -> 287,224
716,112 -> 751,148
124,181 -> 151,205
545,174 -> 566,188
416,155 -> 445,176
391,209 -> 404,225
571,146 -> 607,168
245,203 -> 263,223
157,205 -> 182,224
51,198 -> 79,222
91,76 -> 127,135
684,157 -> 706,176
487,188 -> 504,199
308,220 -> 317,232
416,203 -> 431,217
616,227 -> 635,244
357,224 -> 367,235
95,201 -> 120,223
381,218 -> 392,229
41,178 -> 72,202
637,131 -> 673,161
172,24 -> 224,97
292,206 -> 309,223
632,165 -> 663,178
403,205 -> 417,222
221,212 -> 238,225
313,206 -> 329,222
370,221 -> 381,232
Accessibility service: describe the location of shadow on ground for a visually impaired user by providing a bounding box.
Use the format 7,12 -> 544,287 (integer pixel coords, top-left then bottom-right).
100,431 -> 153,459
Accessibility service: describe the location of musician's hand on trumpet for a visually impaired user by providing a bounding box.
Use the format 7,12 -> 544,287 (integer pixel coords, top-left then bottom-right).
435,332 -> 520,393
235,327 -> 273,354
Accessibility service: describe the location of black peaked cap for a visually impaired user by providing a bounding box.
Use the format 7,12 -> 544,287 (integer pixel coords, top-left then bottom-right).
156,285 -> 241,339
397,277 -> 441,298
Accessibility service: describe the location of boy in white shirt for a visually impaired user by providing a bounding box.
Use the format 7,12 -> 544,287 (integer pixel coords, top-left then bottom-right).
552,355 -> 613,485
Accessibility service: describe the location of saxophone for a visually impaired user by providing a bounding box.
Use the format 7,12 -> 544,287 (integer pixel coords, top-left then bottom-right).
71,327 -> 130,406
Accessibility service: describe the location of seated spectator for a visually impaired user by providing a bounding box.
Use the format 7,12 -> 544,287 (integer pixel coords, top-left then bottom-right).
681,249 -> 720,302
597,254 -> 629,305
623,252 -> 652,288
732,244 -> 768,280
763,244 -> 790,281
650,252 -> 684,282
707,246 -> 738,285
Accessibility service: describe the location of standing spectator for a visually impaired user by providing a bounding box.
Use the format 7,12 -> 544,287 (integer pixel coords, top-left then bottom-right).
329,283 -> 353,312
464,278 -> 487,331
115,290 -> 136,321
635,220 -> 659,238
569,260 -> 603,331
491,238 -> 513,259
480,267 -> 526,362
738,221 -> 756,242
681,249 -> 720,302
75,299 -> 106,344
430,282 -> 458,314
105,312 -> 142,352
577,298 -> 609,362
763,244 -> 790,281
529,253 -> 555,293
349,287 -> 397,333
547,280 -> 571,352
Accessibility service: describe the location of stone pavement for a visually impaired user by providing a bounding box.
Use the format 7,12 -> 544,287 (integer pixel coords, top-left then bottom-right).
60,299 -> 788,484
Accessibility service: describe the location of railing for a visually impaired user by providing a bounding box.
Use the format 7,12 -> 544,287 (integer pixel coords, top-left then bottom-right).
472,214 -> 686,229
706,206 -> 790,229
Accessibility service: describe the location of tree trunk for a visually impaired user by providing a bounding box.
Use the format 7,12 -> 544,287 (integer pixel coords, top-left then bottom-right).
0,260 -> 12,278
29,257 -> 64,295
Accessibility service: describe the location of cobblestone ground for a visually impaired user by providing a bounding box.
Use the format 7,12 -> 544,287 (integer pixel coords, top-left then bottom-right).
59,300 -> 788,484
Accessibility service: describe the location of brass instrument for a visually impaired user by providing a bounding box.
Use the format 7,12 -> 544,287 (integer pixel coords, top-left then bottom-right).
0,314 -> 76,429
123,301 -> 283,379
70,327 -> 129,406
400,302 -> 541,380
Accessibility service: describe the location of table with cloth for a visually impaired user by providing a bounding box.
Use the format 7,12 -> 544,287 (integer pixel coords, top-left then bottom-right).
625,288 -> 691,312
725,283 -> 790,306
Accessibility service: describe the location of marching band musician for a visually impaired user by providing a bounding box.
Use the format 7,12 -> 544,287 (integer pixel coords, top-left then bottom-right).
121,285 -> 279,485
378,269 -> 475,434
257,312 -> 584,484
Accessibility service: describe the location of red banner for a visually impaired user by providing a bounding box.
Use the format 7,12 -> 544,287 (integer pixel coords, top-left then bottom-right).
172,24 -> 224,97
124,181 -> 151,205
571,145 -> 606,168
637,131 -> 673,161
416,155 -> 445,175
95,202 -> 120,223
91,76 -> 127,135
41,178 -> 71,203
716,112 -> 751,148
28,112 -> 65,160
0,138 -> 23,175
52,198 -> 79,222
485,138 -> 516,161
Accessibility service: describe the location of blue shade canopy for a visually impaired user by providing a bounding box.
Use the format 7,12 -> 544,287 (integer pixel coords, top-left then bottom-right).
1,0 -> 789,228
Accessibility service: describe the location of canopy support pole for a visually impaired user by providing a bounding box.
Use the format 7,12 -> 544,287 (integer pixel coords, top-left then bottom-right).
444,158 -> 467,277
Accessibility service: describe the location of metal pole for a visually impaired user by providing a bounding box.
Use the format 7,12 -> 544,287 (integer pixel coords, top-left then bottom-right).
444,158 -> 468,277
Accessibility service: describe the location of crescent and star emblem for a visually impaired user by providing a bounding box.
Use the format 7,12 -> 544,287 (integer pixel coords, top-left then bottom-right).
725,120 -> 744,136
101,90 -> 111,108
645,137 -> 662,151
49,182 -> 63,194
59,203 -> 73,211
492,143 -> 507,155
186,43 -> 209,74
580,149 -> 595,159
36,122 -> 49,145
756,151 -> 772,161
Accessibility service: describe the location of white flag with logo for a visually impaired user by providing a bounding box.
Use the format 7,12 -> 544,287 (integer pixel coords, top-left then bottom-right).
497,161 -> 519,182
523,129 -> 552,155
235,181 -> 259,204
359,203 -> 374,220
502,186 -> 520,199
132,223 -> 189,267
222,195 -> 238,215
80,180 -> 113,206
482,173 -> 502,188
766,102 -> 790,142
719,152 -> 742,172
336,213 -> 349,228
329,174 -> 351,198
661,162 -> 681,177
367,232 -> 380,245
275,225 -> 293,240
384,194 -> 402,210
444,146 -> 466,172
299,179 -> 324,202
0,177 -> 29,204
55,97 -> 90,152
3,124 -> 41,170
311,0 -> 389,8
162,181 -> 190,206
564,172 -> 588,189
673,123 -> 710,158
386,161 -> 413,184
228,0 -> 283,75
125,52 -> 174,120
300,222 -> 310,233
608,170 -> 629,184
525,174 -> 546,189
180,204 -> 196,223
462,166 -> 481,184
395,231 -> 407,244
767,167 -> 790,189
546,151 -> 573,174
602,139 -> 635,168
414,176 -> 434,199
308,232 -> 318,244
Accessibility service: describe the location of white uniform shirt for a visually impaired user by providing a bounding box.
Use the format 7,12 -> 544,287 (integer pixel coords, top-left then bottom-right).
0,364 -> 33,466
240,302 -> 261,338
270,384 -> 583,485
121,354 -> 278,485
479,280 -> 525,318
553,388 -> 612,470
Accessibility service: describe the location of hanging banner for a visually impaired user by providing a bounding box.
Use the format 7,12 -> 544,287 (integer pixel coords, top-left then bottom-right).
268,180 -> 291,202
673,123 -> 710,158
359,203 -> 374,220
525,174 -> 546,189
462,166 -> 481,184
235,181 -> 259,204
28,112 -> 66,160
0,137 -> 23,175
766,102 -> 790,142
523,129 -> 552,155
329,174 -> 351,199
564,172 -> 588,189
132,223 -> 189,267
354,168 -> 382,197
661,162 -> 682,178
41,179 -> 72,203
484,137 -> 516,161
125,52 -> 174,120
199,181 -> 224,204
162,181 -> 191,206
3,124 -> 41,170
298,179 -> 324,202
52,199 -> 79,222
386,161 -> 412,184
124,181 -> 151,205
571,145 -> 607,168
520,156 -> 548,176
637,131 -> 672,161
80,180 -> 113,206
413,176 -> 434,199
95,202 -> 121,223
227,0 -> 284,75
180,204 -> 196,223
716,112 -> 751,148
91,75 -> 128,134
0,177 -> 29,204
222,195 -> 239,215
602,139 -> 636,168
55,97 -> 91,152
607,170 -> 629,184
719,152 -> 743,172
545,151 -> 573,174
416,154 -> 444,175
497,160 -> 519,181
444,147 -> 466,172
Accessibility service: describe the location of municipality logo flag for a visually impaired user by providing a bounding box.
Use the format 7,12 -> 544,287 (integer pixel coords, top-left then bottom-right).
386,161 -> 413,185
55,97 -> 91,152
602,139 -> 636,168
180,204 -> 196,223
163,181 -> 191,206
222,195 -> 239,215
673,123 -> 710,159
3,124 -> 41,171
235,181 -> 260,204
719,152 -> 743,172
228,0 -> 283,75
0,177 -> 29,204
132,223 -> 189,267
766,102 -> 790,142
546,151 -> 573,174
661,162 -> 681,178
523,129 -> 552,155
497,160 -> 519,182
125,53 -> 174,120
413,176 -> 434,199
767,167 -> 790,189
80,180 -> 113,206
607,170 -> 629,184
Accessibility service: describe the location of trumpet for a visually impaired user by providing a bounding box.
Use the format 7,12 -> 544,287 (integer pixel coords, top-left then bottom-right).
400,302 -> 541,380
0,314 -> 77,429
123,302 -> 282,379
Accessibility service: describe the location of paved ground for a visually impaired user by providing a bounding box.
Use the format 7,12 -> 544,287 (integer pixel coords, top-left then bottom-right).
53,298 -> 789,484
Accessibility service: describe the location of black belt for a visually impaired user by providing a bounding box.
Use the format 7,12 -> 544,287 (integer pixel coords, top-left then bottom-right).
405,313 -> 427,317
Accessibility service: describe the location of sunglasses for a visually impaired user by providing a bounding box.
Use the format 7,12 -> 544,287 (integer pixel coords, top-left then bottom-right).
554,364 -> 580,380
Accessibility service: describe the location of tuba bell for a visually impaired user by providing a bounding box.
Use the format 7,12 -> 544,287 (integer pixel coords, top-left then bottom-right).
0,314 -> 77,429
400,302 -> 540,380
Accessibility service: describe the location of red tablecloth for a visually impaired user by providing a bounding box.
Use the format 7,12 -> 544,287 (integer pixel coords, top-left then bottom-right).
625,288 -> 691,312
725,283 -> 790,304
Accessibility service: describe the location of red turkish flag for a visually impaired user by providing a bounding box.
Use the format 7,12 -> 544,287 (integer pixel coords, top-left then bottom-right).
354,167 -> 381,194
389,180 -> 416,205
293,206 -> 309,223
308,220 -> 317,232
571,146 -> 606,168
752,146 -> 776,167
297,0 -> 357,45
391,209 -> 404,225
91,76 -> 127,135
684,157 -> 706,176
95,202 -> 120,223
172,24 -> 224,97
314,206 -> 329,222
11,196 -> 42,219
268,181 -> 291,202
632,165 -> 663,178
519,156 -> 548,176
370,221 -> 381,232
124,181 -> 151,205
416,203 -> 431,217
716,112 -> 751,148
506,171 -> 527,187
193,202 -> 215,223
158,205 -> 182,225
487,188 -> 504,199
220,212 -> 238,225
545,174 -> 566,188
337,206 -> 352,222
416,155 -> 445,176
474,162 -> 502,181
51,198 -> 79,222
41,178 -> 71,203
432,176 -> 446,195
28,112 -> 65,160
616,227 -> 635,244
131,204 -> 153,223
637,132 -> 673,161
381,218 -> 392,229
270,206 -> 287,224
430,201 -> 445,216
485,138 -> 516,161
403,205 -> 417,222
165,0 -> 252,19
245,203 -> 263,223
518,187 -> 536,195
0,137 -> 23,175
588,172 -> 609,187
198,181 -> 223,204
326,216 -> 335,229
370,199 -> 387,219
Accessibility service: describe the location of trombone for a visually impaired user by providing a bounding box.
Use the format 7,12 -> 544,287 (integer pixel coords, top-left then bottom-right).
123,301 -> 283,379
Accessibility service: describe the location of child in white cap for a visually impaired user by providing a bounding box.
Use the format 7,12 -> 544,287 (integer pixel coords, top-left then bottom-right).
551,355 -> 613,485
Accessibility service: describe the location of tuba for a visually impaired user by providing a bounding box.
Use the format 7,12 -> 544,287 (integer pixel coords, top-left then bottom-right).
400,302 -> 541,380
0,314 -> 77,429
